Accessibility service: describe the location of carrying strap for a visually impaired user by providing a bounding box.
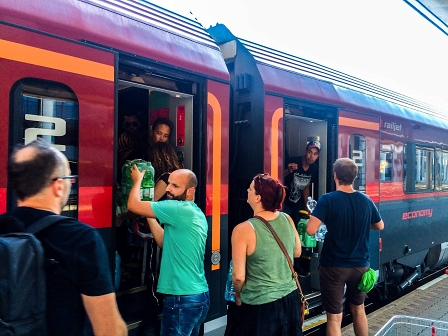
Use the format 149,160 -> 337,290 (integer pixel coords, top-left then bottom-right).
253,215 -> 307,302
26,215 -> 67,235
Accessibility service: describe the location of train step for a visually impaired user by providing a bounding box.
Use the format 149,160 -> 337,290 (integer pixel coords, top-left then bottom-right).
117,284 -> 162,335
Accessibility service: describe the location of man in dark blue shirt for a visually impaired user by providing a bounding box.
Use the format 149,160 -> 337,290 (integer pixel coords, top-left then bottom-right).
307,158 -> 384,336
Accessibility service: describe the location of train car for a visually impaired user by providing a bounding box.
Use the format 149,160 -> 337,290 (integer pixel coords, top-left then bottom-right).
208,23 -> 448,313
0,0 -> 230,332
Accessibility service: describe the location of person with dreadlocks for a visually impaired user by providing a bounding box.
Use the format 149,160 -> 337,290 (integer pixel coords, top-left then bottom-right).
148,141 -> 182,201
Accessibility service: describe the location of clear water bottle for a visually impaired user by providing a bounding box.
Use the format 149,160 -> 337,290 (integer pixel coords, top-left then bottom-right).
307,196 -> 317,213
315,223 -> 327,242
224,260 -> 236,302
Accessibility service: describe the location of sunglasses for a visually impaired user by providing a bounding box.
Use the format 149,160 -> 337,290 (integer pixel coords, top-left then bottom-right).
254,173 -> 269,194
52,175 -> 78,184
124,121 -> 139,128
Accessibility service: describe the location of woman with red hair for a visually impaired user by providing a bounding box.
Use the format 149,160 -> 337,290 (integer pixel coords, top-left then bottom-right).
228,173 -> 302,335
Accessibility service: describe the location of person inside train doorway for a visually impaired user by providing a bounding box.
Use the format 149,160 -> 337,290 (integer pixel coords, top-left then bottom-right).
149,117 -> 173,145
117,112 -> 148,171
283,139 -> 321,223
306,158 -> 384,336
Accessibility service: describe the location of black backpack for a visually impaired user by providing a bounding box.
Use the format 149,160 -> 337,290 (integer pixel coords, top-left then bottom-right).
0,215 -> 66,336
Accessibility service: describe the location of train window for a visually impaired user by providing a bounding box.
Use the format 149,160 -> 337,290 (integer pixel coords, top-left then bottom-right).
435,150 -> 442,191
403,143 -> 434,193
440,150 -> 448,190
380,151 -> 393,182
349,135 -> 366,192
11,79 -> 79,217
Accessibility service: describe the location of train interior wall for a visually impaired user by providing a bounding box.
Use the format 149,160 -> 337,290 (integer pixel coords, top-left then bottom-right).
117,85 -> 194,169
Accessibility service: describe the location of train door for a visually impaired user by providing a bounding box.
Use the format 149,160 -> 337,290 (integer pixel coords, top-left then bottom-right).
338,110 -> 381,270
114,61 -> 204,327
0,24 -> 115,244
283,103 -> 336,296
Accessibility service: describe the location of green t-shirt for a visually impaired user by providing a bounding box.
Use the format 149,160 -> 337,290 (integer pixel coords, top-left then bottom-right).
151,200 -> 209,295
241,213 -> 297,304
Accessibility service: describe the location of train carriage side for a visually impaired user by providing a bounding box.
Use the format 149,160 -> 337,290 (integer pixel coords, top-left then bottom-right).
335,86 -> 448,296
209,23 -> 448,309
0,0 -> 230,330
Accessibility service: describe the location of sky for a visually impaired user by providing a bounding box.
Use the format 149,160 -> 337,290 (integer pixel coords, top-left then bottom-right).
150,0 -> 448,113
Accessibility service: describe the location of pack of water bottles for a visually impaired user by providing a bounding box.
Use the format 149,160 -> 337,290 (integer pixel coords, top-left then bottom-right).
119,159 -> 155,213
296,211 -> 316,248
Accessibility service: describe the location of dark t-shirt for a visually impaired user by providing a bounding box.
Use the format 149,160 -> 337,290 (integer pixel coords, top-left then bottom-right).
284,156 -> 318,210
311,191 -> 382,267
0,207 -> 115,336
156,172 -> 170,201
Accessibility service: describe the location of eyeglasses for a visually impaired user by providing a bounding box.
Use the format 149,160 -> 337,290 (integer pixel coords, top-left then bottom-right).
52,175 -> 77,183
124,121 -> 139,128
254,173 -> 269,194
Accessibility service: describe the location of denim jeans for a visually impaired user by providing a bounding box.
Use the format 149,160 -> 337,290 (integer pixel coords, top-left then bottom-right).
161,291 -> 210,336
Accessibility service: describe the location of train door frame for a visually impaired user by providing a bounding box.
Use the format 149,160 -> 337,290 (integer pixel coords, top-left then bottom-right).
114,55 -> 231,322
283,101 -> 339,199
282,102 -> 338,296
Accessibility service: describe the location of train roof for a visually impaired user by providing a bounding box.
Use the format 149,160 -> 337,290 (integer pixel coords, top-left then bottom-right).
0,0 -> 229,81
209,24 -> 448,129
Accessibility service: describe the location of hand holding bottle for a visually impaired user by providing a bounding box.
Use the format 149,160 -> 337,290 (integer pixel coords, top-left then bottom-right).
130,164 -> 145,184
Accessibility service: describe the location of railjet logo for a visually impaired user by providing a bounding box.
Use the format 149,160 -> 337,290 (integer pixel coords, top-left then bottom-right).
381,120 -> 402,132
402,209 -> 433,220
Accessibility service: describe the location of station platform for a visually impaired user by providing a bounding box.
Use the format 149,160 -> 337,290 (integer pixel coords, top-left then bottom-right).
341,274 -> 448,335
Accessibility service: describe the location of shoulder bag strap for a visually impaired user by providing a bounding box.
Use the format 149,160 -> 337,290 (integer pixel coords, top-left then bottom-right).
26,215 -> 68,235
253,215 -> 305,298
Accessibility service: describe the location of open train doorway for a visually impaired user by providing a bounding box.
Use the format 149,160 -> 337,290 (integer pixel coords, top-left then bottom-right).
283,111 -> 328,202
115,65 -> 196,296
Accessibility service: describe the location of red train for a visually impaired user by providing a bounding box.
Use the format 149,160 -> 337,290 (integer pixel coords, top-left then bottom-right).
1,0 -> 447,332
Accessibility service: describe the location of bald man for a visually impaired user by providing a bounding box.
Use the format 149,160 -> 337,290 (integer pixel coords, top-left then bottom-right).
128,168 -> 209,336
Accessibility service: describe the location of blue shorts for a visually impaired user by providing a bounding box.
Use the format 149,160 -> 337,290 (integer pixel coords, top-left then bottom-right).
161,291 -> 210,336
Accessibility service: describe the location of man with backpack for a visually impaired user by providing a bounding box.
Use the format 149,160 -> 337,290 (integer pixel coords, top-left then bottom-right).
0,139 -> 127,335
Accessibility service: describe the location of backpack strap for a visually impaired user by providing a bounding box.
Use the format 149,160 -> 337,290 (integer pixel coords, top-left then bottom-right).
26,215 -> 67,235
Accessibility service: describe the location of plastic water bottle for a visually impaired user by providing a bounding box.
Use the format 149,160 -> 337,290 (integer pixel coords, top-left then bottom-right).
115,251 -> 121,290
121,160 -> 132,195
141,161 -> 155,201
307,196 -> 317,213
224,260 -> 236,302
315,223 -> 327,242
